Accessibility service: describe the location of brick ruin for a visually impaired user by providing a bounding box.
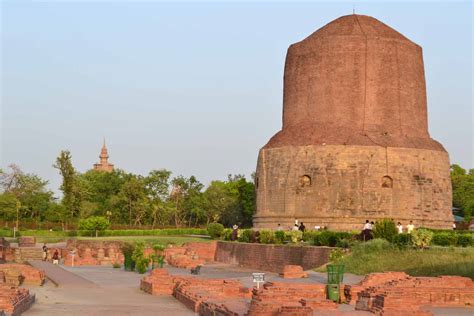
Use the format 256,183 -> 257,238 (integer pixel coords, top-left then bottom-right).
0,264 -> 43,315
141,269 -> 473,315
63,240 -> 217,269
345,272 -> 474,315
254,14 -> 452,230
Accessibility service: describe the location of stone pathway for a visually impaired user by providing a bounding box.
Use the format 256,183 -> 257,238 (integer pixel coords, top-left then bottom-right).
21,263 -> 472,315
28,260 -> 96,288
23,265 -> 193,316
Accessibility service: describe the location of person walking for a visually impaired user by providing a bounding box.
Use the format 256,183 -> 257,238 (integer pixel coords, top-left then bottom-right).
42,244 -> 48,261
52,250 -> 59,265
407,221 -> 415,234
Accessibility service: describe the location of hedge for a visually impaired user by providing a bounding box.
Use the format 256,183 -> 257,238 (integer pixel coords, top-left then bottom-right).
0,228 -> 209,238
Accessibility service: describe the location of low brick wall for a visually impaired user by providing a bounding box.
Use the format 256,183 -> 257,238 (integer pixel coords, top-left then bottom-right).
215,241 -> 333,272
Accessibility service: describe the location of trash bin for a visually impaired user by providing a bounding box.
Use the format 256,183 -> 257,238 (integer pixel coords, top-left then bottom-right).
124,253 -> 133,271
327,264 -> 345,284
327,283 -> 340,302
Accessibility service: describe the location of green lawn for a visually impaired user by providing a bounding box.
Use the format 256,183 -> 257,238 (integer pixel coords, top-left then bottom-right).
317,239 -> 474,279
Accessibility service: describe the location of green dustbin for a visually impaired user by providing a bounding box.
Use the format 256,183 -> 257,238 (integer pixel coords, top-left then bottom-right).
124,252 -> 133,271
327,264 -> 345,284
327,284 -> 340,302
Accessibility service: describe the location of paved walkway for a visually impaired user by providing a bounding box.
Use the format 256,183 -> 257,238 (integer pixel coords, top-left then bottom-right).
22,263 -> 472,315
28,260 -> 96,288
23,265 -> 192,316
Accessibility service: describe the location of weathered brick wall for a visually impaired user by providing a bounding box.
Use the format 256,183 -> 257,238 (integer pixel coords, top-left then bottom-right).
255,145 -> 452,231
0,284 -> 35,315
215,242 -> 332,272
0,264 -> 45,286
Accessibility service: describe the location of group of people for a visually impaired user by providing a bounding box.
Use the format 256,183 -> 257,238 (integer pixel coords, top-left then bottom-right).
276,220 -> 307,232
361,219 -> 416,241
42,243 -> 60,265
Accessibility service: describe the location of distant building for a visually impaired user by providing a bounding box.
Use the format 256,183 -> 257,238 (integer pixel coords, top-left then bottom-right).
93,140 -> 114,172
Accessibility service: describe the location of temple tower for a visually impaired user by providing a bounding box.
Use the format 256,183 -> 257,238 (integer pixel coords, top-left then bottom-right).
254,15 -> 452,230
93,139 -> 114,172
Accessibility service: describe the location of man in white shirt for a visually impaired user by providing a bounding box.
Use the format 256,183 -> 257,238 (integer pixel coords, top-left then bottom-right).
363,220 -> 371,230
397,222 -> 403,234
407,221 -> 415,234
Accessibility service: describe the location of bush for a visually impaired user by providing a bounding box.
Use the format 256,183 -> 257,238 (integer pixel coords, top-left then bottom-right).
221,228 -> 233,241
329,248 -> 345,263
393,233 -> 410,248
302,230 -> 320,242
373,219 -> 398,242
78,216 -> 110,237
132,241 -> 150,274
432,232 -> 457,246
112,262 -> 121,269
207,223 -> 225,239
238,229 -> 252,243
411,228 -> 434,249
311,231 -> 353,247
0,229 -> 13,237
274,230 -> 285,244
259,230 -> 275,244
286,230 -> 303,243
457,234 -> 473,247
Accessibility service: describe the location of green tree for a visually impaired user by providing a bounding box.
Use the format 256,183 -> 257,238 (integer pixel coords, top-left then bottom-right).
451,164 -> 474,221
0,192 -> 19,224
202,181 -> 237,225
78,169 -> 127,217
144,169 -> 173,228
0,165 -> 55,225
170,175 -> 204,227
118,175 -> 148,226
78,216 -> 110,237
54,151 -> 82,221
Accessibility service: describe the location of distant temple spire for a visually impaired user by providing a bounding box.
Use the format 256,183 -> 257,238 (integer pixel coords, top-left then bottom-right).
93,138 -> 114,172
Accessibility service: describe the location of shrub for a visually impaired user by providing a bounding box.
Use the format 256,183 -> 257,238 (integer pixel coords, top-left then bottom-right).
259,230 -> 275,244
373,219 -> 398,242
302,230 -> 319,242
393,233 -> 410,248
286,230 -> 303,243
207,223 -> 225,239
411,228 -> 434,249
132,241 -> 150,274
432,232 -> 457,246
238,229 -> 252,243
112,262 -> 121,269
274,230 -> 285,244
329,248 -> 345,263
457,234 -> 473,247
221,228 -> 233,241
78,216 -> 110,237
311,231 -> 353,247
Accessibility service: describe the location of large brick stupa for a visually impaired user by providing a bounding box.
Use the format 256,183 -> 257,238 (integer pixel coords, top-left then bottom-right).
254,15 -> 452,230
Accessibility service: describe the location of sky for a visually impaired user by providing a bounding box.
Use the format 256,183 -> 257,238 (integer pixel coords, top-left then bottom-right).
1,0 -> 472,196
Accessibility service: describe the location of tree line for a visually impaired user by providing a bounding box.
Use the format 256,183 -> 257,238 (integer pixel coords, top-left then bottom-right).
0,150 -> 255,229
0,153 -> 472,229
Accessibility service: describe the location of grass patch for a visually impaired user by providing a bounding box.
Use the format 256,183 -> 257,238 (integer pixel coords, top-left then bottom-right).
76,235 -> 211,246
316,239 -> 474,279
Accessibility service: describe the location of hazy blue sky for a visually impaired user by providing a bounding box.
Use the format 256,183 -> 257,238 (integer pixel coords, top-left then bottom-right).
1,1 -> 472,196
